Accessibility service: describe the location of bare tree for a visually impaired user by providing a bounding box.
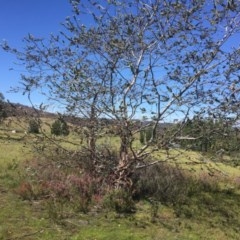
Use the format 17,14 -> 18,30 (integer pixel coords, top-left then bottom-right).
2,0 -> 240,189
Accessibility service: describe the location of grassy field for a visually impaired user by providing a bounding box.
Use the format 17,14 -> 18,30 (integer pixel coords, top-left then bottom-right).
1,118 -> 240,239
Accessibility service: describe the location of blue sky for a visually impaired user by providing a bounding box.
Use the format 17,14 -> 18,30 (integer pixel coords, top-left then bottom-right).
0,0 -> 72,105
1,0 -> 239,120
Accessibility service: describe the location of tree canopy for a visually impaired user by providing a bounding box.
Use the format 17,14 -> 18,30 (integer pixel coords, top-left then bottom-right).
2,0 -> 240,189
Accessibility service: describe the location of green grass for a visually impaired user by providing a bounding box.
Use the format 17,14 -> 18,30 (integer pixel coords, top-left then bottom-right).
1,119 -> 240,239
0,140 -> 31,165
0,191 -> 74,240
0,191 -> 239,240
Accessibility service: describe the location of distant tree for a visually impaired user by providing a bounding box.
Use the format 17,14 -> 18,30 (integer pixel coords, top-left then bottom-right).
2,0 -> 240,190
145,128 -> 151,143
178,116 -> 240,152
28,119 -> 39,134
51,118 -> 69,136
51,119 -> 62,136
60,119 -> 70,136
0,92 -> 7,123
139,130 -> 145,145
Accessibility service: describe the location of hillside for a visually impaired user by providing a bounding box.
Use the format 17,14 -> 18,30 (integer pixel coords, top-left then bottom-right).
4,102 -> 56,118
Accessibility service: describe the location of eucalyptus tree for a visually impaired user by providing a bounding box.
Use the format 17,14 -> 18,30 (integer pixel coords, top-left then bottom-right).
2,0 -> 240,189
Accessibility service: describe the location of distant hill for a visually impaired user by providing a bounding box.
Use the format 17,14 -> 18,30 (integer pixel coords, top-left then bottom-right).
4,102 -> 56,118
4,102 -> 175,130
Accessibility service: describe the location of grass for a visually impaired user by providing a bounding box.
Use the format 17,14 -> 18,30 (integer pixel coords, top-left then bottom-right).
1,119 -> 240,239
0,191 -> 73,240
154,148 -> 240,189
0,140 -> 31,164
68,195 -> 240,240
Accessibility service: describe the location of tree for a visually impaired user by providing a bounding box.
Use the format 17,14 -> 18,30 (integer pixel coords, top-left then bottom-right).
2,0 -> 240,190
51,117 -> 70,136
60,119 -> 70,136
139,130 -> 145,145
28,119 -> 39,134
140,127 -> 156,144
0,92 -> 7,123
176,115 -> 240,153
51,119 -> 62,136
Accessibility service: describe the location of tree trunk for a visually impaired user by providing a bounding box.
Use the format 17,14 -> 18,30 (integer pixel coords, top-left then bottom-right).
113,128 -> 134,190
87,96 -> 98,172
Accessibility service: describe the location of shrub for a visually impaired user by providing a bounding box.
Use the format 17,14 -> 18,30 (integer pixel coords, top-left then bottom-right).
103,189 -> 135,213
18,157 -> 104,213
42,173 -> 103,213
51,119 -> 62,136
15,181 -> 34,200
51,118 -> 69,136
61,120 -> 69,136
133,163 -> 189,205
28,119 -> 40,133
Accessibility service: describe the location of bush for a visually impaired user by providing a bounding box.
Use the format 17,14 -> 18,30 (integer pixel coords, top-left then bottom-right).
51,119 -> 61,136
17,157 -> 105,214
103,189 -> 135,213
133,163 -> 189,205
28,119 -> 40,133
15,181 -> 34,200
51,118 -> 69,136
